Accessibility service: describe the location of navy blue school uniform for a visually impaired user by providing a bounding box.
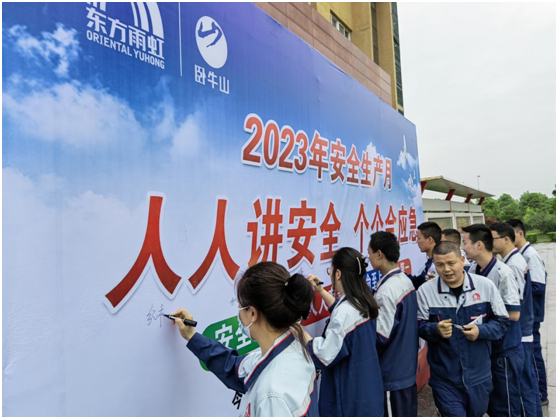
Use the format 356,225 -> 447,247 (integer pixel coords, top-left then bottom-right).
374,268 -> 418,417
308,296 -> 384,417
417,272 -> 510,417
520,242 -> 548,403
187,331 -> 318,417
407,256 -> 436,290
470,257 -> 523,416
503,248 -> 542,417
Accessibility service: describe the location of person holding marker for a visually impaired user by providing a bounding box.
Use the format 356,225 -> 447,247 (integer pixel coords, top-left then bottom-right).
170,261 -> 318,417
368,231 -> 418,417
303,247 -> 384,417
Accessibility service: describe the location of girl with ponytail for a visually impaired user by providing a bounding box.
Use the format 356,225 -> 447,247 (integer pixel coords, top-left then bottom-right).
304,247 -> 384,417
171,261 -> 318,417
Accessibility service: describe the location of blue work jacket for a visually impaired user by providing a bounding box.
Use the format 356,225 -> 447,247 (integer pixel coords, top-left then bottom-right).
417,272 -> 510,388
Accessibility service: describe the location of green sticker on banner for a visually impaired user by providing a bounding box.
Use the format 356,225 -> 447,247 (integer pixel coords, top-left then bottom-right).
199,315 -> 260,371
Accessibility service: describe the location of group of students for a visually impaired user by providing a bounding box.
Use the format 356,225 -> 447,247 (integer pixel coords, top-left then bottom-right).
169,218 -> 548,417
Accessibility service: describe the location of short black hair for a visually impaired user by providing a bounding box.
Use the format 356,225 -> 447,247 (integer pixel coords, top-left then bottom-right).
462,224 -> 493,252
490,222 -> 516,242
506,219 -> 526,235
433,241 -> 462,258
418,221 -> 442,244
441,229 -> 461,246
368,231 -> 400,263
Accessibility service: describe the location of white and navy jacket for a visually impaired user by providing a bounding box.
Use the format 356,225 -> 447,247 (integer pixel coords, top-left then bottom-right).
373,268 -> 418,391
407,256 -> 437,290
417,272 -> 510,388
187,331 -> 318,417
470,257 -> 522,357
308,296 -> 384,417
520,242 -> 547,322
502,249 -> 534,340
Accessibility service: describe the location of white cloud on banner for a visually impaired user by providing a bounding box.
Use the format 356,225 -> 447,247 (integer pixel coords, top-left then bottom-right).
8,23 -> 80,78
396,135 -> 418,170
170,113 -> 202,159
402,178 -> 423,208
3,82 -> 146,148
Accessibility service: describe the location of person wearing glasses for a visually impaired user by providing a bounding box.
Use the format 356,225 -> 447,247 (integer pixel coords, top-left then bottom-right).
490,223 -> 541,417
303,247 -> 384,417
462,224 -> 523,416
368,231 -> 418,417
506,218 -> 548,407
417,241 -> 510,417
170,262 -> 318,417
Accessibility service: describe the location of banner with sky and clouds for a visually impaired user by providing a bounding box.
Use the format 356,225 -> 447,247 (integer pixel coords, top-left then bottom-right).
3,2 -> 424,416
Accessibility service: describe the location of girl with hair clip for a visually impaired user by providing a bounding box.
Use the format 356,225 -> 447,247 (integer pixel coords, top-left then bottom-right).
170,261 -> 318,417
304,247 -> 384,417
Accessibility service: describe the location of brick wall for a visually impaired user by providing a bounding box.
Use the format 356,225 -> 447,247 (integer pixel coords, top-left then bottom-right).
254,2 -> 393,106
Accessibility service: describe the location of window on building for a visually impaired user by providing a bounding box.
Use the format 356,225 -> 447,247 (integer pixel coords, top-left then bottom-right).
391,2 -> 404,112
331,14 -> 351,40
371,3 -> 379,65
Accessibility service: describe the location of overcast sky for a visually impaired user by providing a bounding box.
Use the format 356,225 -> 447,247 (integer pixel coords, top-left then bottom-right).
398,2 -> 556,200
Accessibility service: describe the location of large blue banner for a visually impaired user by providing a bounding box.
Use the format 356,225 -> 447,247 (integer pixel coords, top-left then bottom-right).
3,2 -> 424,416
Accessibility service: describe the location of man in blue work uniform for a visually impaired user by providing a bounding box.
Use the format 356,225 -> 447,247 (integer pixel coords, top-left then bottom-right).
417,241 -> 510,417
369,231 -> 418,417
507,218 -> 548,407
462,224 -> 523,416
491,222 -> 542,417
408,221 -> 442,289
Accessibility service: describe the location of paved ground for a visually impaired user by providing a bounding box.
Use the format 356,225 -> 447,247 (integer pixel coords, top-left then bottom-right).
418,242 -> 556,417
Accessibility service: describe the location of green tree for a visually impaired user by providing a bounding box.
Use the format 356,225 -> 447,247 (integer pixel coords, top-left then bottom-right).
519,192 -> 550,216
498,194 -> 521,221
481,197 -> 500,220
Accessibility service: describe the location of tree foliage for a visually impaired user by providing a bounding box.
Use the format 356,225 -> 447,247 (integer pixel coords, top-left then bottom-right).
481,190 -> 555,233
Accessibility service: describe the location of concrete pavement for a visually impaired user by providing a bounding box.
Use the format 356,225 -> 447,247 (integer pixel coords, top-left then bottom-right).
418,242 -> 555,417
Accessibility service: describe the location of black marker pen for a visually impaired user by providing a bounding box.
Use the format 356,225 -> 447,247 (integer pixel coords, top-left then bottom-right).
163,314 -> 197,327
313,280 -> 324,286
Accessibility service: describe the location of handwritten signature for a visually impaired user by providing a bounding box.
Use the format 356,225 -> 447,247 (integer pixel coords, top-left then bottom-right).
147,303 -> 164,327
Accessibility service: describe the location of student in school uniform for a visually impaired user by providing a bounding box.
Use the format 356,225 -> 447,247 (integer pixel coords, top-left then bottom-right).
304,247 -> 384,417
442,228 -> 472,272
368,231 -> 418,417
507,218 -> 548,406
408,221 -> 442,289
417,241 -> 510,417
171,262 -> 318,417
462,224 -> 523,416
490,223 -> 542,417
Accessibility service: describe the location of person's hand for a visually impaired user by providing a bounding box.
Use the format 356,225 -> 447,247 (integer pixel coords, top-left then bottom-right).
462,323 -> 479,341
171,308 -> 196,341
437,318 -> 453,338
425,272 -> 436,280
308,274 -> 324,292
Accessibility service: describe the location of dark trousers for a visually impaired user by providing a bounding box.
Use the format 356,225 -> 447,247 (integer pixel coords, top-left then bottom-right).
430,378 -> 492,417
488,348 -> 524,417
520,342 -> 543,417
383,384 -> 417,417
533,322 -> 548,401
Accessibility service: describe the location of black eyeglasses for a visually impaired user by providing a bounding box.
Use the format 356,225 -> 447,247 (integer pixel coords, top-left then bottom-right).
327,267 -> 333,275
493,236 -> 506,240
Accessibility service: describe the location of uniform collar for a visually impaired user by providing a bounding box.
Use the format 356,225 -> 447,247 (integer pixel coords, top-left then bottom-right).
520,242 -> 531,255
437,271 -> 475,294
243,331 -> 295,389
374,268 -> 401,291
502,248 -> 520,264
477,256 -> 497,277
